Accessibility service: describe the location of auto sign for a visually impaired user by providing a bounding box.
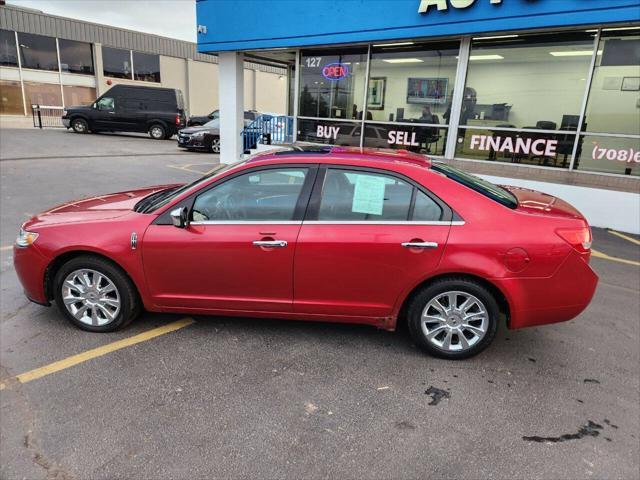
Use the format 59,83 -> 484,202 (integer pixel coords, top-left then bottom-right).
322,62 -> 349,81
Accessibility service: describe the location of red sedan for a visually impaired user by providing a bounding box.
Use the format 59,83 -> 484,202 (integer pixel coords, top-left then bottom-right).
14,147 -> 598,359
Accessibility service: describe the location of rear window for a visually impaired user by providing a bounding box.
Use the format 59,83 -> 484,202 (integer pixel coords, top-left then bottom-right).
432,162 -> 517,209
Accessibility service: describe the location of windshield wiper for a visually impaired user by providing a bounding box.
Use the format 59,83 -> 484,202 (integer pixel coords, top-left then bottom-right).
134,187 -> 178,213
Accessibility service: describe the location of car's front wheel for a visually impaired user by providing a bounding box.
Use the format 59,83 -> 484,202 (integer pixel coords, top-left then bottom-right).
53,255 -> 140,332
71,118 -> 89,134
209,136 -> 220,153
407,278 -> 499,359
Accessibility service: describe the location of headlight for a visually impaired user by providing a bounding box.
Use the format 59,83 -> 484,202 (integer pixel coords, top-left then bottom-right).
192,131 -> 206,138
16,228 -> 38,248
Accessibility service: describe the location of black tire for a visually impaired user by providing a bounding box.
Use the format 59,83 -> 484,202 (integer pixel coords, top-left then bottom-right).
53,255 -> 141,332
71,117 -> 89,134
209,136 -> 220,153
407,278 -> 499,359
148,123 -> 166,140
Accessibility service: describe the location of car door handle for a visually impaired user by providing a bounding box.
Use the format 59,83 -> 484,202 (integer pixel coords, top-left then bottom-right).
401,241 -> 438,249
253,240 -> 288,248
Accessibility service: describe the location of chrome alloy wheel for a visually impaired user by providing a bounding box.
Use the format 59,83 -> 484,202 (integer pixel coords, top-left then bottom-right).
421,291 -> 488,352
210,137 -> 220,153
61,269 -> 121,326
150,126 -> 164,139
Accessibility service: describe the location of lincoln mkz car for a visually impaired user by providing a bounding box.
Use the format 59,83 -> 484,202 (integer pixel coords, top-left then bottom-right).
14,147 -> 598,358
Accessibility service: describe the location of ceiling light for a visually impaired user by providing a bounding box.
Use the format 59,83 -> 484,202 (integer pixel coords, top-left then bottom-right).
549,50 -> 601,56
373,42 -> 415,47
472,34 -> 519,40
382,58 -> 424,63
603,26 -> 640,32
468,54 -> 504,61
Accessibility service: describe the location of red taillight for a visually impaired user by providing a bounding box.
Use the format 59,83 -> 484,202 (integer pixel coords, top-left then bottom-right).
556,227 -> 592,253
175,114 -> 180,126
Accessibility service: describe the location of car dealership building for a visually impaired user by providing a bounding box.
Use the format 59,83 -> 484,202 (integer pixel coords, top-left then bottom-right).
196,0 -> 640,233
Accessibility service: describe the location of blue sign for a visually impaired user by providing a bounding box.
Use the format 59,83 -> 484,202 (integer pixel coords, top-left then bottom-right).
196,0 -> 640,53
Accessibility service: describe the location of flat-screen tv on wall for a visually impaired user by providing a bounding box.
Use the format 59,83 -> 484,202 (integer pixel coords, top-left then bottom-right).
406,77 -> 448,104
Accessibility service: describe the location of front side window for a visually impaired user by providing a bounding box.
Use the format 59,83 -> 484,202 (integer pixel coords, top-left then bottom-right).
59,39 -> 94,74
133,51 -> 160,82
192,168 -> 309,221
0,30 -> 18,67
102,46 -> 132,79
97,97 -> 115,111
318,169 -> 440,221
17,32 -> 58,71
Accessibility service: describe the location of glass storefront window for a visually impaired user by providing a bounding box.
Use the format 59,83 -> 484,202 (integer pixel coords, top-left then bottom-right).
17,32 -> 58,71
59,39 -> 94,75
62,86 -> 97,106
362,122 -> 448,155
299,48 -> 368,120
133,51 -> 160,82
574,135 -> 640,176
0,80 -> 24,114
366,41 -> 459,125
23,81 -> 62,107
297,118 -> 361,145
454,127 -> 576,169
462,32 -> 594,130
0,29 -> 18,67
102,46 -> 132,79
583,31 -> 640,136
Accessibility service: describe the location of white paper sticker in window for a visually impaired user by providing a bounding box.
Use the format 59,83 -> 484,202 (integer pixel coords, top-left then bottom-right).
352,174 -> 386,215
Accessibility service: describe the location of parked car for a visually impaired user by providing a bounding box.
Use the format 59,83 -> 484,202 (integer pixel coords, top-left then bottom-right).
13,146 -> 598,359
62,84 -> 186,140
187,109 -> 259,126
177,118 -> 256,153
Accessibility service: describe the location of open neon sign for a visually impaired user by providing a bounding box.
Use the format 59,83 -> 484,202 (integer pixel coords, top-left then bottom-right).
322,63 -> 349,81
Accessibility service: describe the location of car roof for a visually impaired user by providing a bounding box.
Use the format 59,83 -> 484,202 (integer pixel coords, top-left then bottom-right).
246,145 -> 432,169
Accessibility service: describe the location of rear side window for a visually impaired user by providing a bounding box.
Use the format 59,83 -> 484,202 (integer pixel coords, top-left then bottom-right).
432,162 -> 517,209
318,169 -> 441,221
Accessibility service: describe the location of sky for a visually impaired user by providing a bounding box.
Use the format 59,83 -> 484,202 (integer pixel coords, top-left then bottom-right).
7,0 -> 197,42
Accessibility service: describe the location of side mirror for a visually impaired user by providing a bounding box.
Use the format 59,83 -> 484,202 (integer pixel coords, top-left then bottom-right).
170,207 -> 189,228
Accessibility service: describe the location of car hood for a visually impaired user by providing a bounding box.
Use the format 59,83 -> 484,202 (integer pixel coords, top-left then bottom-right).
503,185 -> 584,220
27,185 -> 179,227
180,125 -> 218,134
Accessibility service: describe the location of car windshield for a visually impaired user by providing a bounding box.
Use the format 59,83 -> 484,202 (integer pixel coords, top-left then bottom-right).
136,162 -> 242,213
431,162 -> 518,209
203,118 -> 220,128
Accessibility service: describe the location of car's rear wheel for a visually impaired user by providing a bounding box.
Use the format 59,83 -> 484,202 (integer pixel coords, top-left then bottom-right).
53,255 -> 140,332
71,118 -> 88,134
148,123 -> 166,140
407,278 -> 498,359
209,136 -> 220,153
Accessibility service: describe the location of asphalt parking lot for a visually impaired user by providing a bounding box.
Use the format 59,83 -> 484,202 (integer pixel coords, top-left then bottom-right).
1,128 -> 639,480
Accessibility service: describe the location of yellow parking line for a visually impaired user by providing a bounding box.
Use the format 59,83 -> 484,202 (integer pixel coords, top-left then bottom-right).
0,245 -> 13,251
608,230 -> 640,246
591,249 -> 640,267
0,317 -> 194,391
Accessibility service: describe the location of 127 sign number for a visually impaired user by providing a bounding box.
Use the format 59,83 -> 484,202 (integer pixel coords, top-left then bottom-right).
305,57 -> 322,68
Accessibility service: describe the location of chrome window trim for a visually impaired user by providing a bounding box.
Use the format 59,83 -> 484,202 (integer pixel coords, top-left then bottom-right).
189,220 -> 303,225
303,220 -> 465,226
188,220 -> 465,226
